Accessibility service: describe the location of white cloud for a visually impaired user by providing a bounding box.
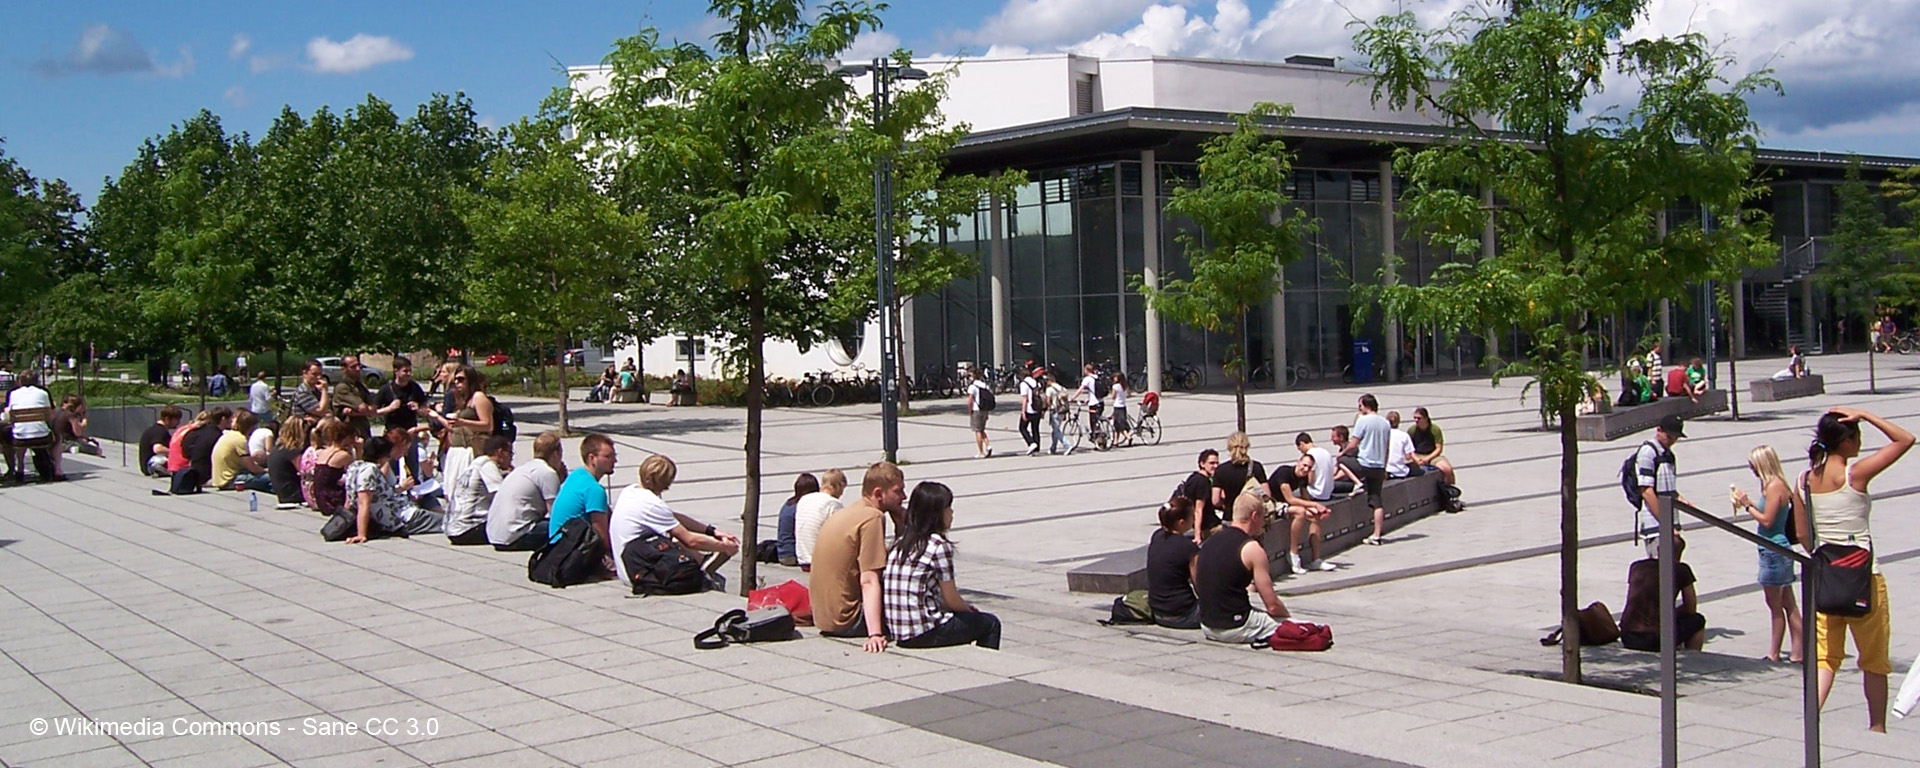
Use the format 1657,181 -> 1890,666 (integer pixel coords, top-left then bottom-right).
224,85 -> 250,108
152,47 -> 195,78
843,31 -> 903,61
33,24 -> 194,78
304,34 -> 414,75
956,0 -> 1174,50
229,33 -> 251,59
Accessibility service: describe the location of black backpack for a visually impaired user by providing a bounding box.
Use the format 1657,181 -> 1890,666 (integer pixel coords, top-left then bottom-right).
1620,441 -> 1675,513
975,383 -> 996,413
489,394 -> 518,442
528,517 -> 604,588
623,531 -> 705,596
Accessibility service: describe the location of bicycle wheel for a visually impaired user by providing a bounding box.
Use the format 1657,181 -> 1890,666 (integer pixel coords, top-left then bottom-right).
1178,367 -> 1201,390
1129,371 -> 1147,392
1137,416 -> 1162,445
811,383 -> 836,407
1248,365 -> 1273,389
1061,418 -> 1084,453
1091,421 -> 1111,452
1899,335 -> 1916,355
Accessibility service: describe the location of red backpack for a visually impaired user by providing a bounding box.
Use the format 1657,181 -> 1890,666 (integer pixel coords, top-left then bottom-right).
1265,620 -> 1333,651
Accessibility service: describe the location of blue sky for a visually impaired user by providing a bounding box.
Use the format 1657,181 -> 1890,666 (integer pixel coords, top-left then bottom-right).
6,1 -> 1918,204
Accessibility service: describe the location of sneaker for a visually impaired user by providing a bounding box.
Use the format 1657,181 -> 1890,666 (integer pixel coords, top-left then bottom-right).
975,452 -> 986,459
1314,559 -> 1339,571
985,446 -> 994,458
1026,443 -> 1040,456
1289,553 -> 1305,573
1364,536 -> 1385,546
275,502 -> 300,511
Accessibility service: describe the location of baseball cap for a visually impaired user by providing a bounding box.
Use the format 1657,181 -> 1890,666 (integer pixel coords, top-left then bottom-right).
1658,414 -> 1686,438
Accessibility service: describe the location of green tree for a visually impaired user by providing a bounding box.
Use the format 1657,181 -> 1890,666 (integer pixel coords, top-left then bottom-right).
569,0 -> 889,592
1141,103 -> 1313,432
1827,159 -> 1910,393
1353,0 -> 1775,682
0,141 -> 70,357
458,117 -> 645,435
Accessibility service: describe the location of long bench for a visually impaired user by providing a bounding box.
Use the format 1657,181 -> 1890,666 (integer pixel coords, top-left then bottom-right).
1066,472 -> 1447,594
1749,374 -> 1824,402
1574,390 -> 1727,442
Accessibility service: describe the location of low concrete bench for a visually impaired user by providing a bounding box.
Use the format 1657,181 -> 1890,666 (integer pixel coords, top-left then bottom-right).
1574,390 -> 1727,442
611,389 -> 648,404
1749,374 -> 1824,402
1066,472 -> 1446,594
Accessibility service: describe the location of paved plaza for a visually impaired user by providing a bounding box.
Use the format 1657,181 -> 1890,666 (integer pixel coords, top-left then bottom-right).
3,352 -> 1918,767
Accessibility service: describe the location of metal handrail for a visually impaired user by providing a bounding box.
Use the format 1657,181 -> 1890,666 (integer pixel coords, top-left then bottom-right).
1666,497 -> 1819,768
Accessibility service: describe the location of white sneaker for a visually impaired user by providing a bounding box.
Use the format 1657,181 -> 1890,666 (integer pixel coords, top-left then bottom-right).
1364,536 -> 1385,546
1025,443 -> 1040,455
1289,553 -> 1305,573
1313,559 -> 1338,572
985,446 -> 994,458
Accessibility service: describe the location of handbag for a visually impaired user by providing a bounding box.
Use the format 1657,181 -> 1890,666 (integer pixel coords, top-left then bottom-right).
1263,620 -> 1333,652
747,580 -> 813,627
694,607 -> 798,650
1812,543 -> 1874,617
320,510 -> 356,542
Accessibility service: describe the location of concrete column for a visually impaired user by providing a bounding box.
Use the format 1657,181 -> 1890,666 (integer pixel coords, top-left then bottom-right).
1141,150 -> 1164,395
989,182 -> 1011,370
899,296 -> 916,374
1657,211 -> 1671,357
1381,159 -> 1400,382
1732,279 -> 1746,358
1482,184 -> 1498,363
1801,279 -> 1816,351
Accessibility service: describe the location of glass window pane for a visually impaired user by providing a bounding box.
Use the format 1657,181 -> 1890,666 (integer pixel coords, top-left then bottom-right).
1010,205 -> 1043,300
1318,203 -> 1353,290
1122,197 -> 1145,279
1079,197 -> 1118,296
1047,295 -> 1083,371
1011,298 -> 1045,368
1124,294 -> 1146,374
1082,295 -> 1118,371
1044,202 -> 1077,296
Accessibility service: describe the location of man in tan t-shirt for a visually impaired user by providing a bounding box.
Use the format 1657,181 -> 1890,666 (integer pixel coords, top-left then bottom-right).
810,461 -> 906,653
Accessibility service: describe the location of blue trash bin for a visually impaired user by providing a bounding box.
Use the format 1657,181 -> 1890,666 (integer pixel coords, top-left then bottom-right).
1351,339 -> 1374,384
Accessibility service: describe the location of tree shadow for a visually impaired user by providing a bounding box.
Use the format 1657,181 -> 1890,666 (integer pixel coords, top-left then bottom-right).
591,418 -> 744,437
1496,643 -> 1799,697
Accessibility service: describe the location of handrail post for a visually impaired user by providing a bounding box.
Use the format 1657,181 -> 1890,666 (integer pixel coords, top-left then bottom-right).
1802,566 -> 1820,768
1656,466 -> 1678,768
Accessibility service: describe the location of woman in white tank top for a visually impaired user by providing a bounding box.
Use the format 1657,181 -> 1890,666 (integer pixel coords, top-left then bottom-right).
1795,407 -> 1913,732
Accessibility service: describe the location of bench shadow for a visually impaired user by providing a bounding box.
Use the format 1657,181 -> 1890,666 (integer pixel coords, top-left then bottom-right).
590,418 -> 744,437
0,539 -> 15,549
1842,387 -> 1915,396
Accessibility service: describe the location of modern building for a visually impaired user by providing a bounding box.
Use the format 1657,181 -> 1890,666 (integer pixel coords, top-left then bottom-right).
582,53 -> 1914,390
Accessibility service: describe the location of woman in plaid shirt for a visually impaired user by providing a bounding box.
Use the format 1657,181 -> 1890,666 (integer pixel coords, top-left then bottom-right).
883,482 -> 1001,650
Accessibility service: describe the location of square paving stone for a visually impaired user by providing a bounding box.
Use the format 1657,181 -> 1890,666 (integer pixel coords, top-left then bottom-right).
918,707 -> 1058,743
866,693 -> 990,726
985,723 -> 1113,764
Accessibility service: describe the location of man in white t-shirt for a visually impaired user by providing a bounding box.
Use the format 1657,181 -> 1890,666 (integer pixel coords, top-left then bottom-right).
450,435 -> 512,545
247,371 -> 274,426
966,368 -> 993,459
487,432 -> 564,551
6,371 -> 59,481
609,453 -> 739,584
1384,411 -> 1424,479
1018,365 -> 1043,455
794,468 -> 847,570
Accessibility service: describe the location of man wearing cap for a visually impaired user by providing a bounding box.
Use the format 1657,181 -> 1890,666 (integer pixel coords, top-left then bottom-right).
1631,415 -> 1695,558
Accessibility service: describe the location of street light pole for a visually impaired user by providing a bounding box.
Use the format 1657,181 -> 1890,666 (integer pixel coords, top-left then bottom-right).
839,57 -> 927,464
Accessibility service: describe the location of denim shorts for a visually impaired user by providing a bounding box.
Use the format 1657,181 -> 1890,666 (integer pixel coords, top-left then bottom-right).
1757,548 -> 1796,587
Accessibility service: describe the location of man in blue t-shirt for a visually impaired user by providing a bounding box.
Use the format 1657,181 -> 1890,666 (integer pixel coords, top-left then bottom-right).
549,433 -> 618,551
1351,393 -> 1392,546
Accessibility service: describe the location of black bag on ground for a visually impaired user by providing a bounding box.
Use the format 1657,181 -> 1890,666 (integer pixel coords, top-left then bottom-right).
1098,589 -> 1154,626
1812,543 -> 1874,617
528,517 -> 604,588
756,539 -> 780,563
321,510 -> 355,542
694,607 -> 797,649
622,531 -> 705,596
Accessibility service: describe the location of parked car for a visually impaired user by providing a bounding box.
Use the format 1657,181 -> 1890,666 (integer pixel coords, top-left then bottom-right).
562,348 -> 585,367
484,352 -> 511,366
315,356 -> 387,388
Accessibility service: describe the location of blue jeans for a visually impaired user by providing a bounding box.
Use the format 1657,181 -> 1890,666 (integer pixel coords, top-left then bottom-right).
232,472 -> 271,492
776,502 -> 798,562
1048,411 -> 1067,453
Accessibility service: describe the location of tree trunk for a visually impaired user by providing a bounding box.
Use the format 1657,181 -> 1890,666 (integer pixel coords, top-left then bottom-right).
739,292 -> 766,596
198,345 -> 209,410
275,347 -> 286,394
556,333 -> 571,437
1727,353 -> 1740,421
1559,398 -> 1582,684
1233,310 -> 1248,433
1869,346 -> 1877,394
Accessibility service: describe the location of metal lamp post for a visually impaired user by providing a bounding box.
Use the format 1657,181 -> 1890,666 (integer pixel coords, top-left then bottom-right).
836,58 -> 927,463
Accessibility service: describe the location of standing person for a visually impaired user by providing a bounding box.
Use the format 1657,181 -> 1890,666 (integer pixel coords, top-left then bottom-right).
207,367 -> 230,398
1644,342 -> 1663,399
1182,449 -> 1221,543
1195,493 -> 1291,645
447,435 -> 513,546
1042,371 -> 1071,454
1352,395 -> 1392,545
139,405 -> 184,477
178,359 -> 192,390
1109,372 -> 1132,445
488,432 -> 565,551
549,433 -> 617,557
374,357 -> 430,480
965,368 -> 993,459
431,367 -> 494,505
1073,363 -> 1100,406
342,436 -> 446,543
288,360 -> 331,424
794,468 -> 847,571
1797,408 -> 1914,732
884,481 -> 1000,650
1211,432 -> 1267,511
247,370 -> 274,426
609,454 -> 740,584
1631,416 -> 1693,558
811,461 -> 906,652
1017,364 -> 1042,455
1407,407 -> 1457,487
776,472 -> 820,567
332,354 -> 377,441
267,418 -> 309,509
1731,445 -> 1804,663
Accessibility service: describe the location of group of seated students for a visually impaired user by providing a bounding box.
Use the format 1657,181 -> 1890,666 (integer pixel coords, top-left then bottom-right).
3,370 -> 104,483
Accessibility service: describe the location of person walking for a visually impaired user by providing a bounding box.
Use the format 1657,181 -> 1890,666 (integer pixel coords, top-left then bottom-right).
1796,407 -> 1914,732
1043,370 -> 1071,454
1731,445 -> 1803,663
1017,365 -> 1043,455
965,368 -> 993,459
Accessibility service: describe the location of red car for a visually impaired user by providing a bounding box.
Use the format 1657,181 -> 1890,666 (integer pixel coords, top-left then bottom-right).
484,352 -> 511,366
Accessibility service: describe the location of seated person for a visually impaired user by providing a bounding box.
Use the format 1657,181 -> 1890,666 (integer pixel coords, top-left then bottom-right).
617,368 -> 639,392
447,435 -> 512,545
267,418 -> 309,509
6,371 -> 61,481
308,418 -> 357,514
1407,407 -> 1457,486
1683,358 -> 1708,402
1327,426 -> 1362,495
245,410 -> 275,467
609,453 -> 740,583
1146,497 -> 1203,629
812,461 -> 906,653
793,468 -> 848,571
1617,360 -> 1649,407
167,410 -> 214,476
1195,494 -> 1291,645
53,395 -> 102,457
488,431 -> 565,551
1308,430 -> 1358,498
588,366 -> 617,402
139,406 -> 183,477
211,410 -> 273,492
1210,432 -> 1267,512
342,435 -> 446,543
1384,411 -> 1424,479
1665,364 -> 1690,398
776,472 -> 820,567
173,407 -> 230,493
882,481 -> 1000,650
1619,536 -> 1706,652
1270,460 -> 1337,573
1773,345 -> 1808,380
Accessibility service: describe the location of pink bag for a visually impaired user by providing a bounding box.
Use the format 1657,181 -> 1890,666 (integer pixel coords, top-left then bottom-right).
1267,621 -> 1333,651
747,579 -> 812,627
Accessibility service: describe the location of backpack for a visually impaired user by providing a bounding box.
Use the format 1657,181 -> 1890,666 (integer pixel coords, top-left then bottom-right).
975,382 -> 996,413
1619,441 -> 1672,510
1026,378 -> 1048,413
528,517 -> 605,588
623,531 -> 706,596
1094,375 -> 1113,400
1098,589 -> 1154,625
1264,620 -> 1333,651
488,394 -> 518,442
